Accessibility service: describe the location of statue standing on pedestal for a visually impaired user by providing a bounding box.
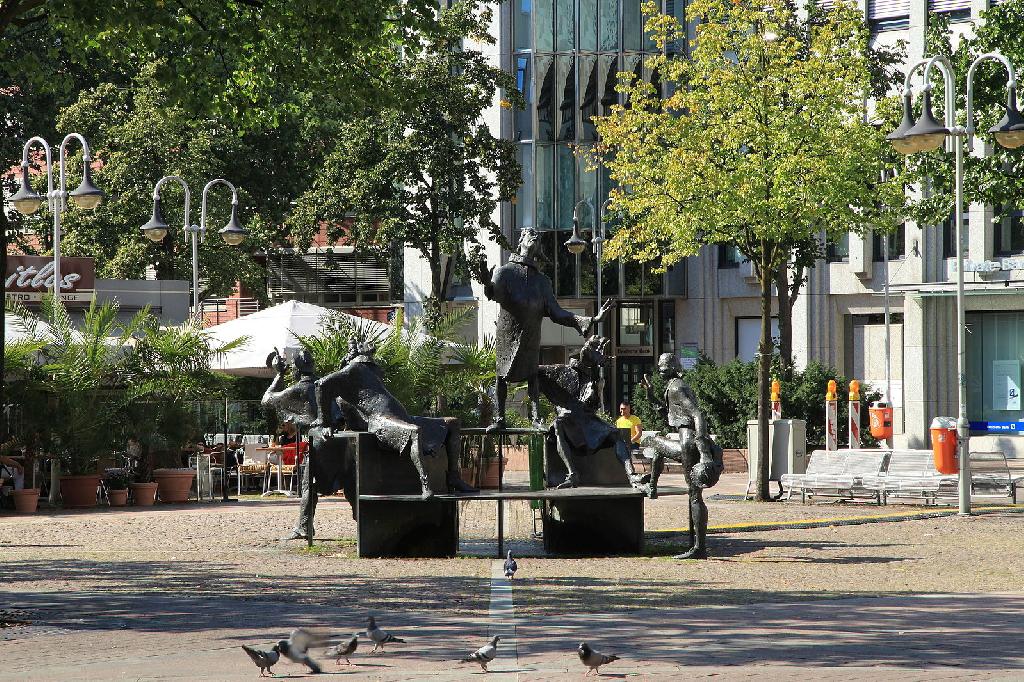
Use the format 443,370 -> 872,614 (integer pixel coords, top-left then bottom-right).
262,349 -> 349,539
641,353 -> 724,560
474,228 -> 611,431
538,335 -> 651,493
314,339 -> 476,499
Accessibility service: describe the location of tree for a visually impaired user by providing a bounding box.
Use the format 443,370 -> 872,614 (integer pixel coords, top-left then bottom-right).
595,0 -> 902,500
287,1 -> 522,326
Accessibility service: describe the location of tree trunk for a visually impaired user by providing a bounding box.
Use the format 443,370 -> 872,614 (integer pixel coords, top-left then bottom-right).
774,266 -> 794,381
755,257 -> 774,502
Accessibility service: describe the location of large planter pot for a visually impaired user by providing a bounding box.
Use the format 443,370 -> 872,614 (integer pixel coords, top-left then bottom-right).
153,468 -> 195,504
478,458 -> 508,490
107,489 -> 129,507
59,474 -> 101,509
12,488 -> 40,513
130,482 -> 158,507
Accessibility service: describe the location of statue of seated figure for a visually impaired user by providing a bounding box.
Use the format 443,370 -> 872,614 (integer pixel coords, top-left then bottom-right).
538,335 -> 651,493
314,339 -> 476,499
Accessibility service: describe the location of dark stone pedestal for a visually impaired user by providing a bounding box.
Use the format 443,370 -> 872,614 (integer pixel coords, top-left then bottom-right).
354,432 -> 458,558
543,495 -> 644,555
542,439 -> 644,554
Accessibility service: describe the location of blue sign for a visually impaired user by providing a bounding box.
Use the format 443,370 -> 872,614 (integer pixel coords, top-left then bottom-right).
970,420 -> 1024,433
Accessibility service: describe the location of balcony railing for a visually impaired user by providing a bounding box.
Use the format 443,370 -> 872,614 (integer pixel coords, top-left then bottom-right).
201,297 -> 260,326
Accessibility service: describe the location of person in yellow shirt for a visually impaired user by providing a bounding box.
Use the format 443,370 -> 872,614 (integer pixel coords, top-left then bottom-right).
615,402 -> 642,444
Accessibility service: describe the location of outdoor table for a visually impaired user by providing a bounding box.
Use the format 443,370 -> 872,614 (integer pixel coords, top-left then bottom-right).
258,448 -> 294,497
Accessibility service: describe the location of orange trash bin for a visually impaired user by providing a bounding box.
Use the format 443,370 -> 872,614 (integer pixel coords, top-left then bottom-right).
930,417 -> 958,475
869,401 -> 893,440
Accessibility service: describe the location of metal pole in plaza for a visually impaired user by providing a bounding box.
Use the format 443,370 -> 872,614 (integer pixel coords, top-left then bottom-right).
887,52 -> 1024,516
10,134 -> 104,503
141,177 -> 249,316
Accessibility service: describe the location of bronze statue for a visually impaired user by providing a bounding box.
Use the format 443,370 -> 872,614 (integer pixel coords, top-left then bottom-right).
314,339 -> 476,499
641,353 -> 723,560
475,228 -> 611,431
538,335 -> 651,493
262,349 -> 350,539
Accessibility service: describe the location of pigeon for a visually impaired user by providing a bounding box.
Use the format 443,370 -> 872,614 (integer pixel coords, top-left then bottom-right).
241,644 -> 279,677
503,551 -> 517,579
460,636 -> 500,672
278,628 -> 323,674
578,641 -> 619,676
367,615 -> 406,653
325,633 -> 359,665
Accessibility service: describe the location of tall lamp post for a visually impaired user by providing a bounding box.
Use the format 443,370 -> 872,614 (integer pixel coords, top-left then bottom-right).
140,177 -> 249,314
887,52 -> 1024,516
8,133 -> 103,499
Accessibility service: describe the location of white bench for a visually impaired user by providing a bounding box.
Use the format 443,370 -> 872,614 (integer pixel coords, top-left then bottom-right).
864,449 -> 1016,505
781,449 -> 889,504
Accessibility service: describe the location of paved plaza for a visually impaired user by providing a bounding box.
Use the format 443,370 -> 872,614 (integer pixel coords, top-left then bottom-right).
2,475 -> 1023,680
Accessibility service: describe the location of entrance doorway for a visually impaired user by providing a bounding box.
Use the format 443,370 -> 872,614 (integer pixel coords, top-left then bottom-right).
617,357 -> 654,408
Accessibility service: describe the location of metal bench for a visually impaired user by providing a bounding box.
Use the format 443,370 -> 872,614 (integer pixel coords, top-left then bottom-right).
867,450 -> 1015,505
782,449 -> 889,504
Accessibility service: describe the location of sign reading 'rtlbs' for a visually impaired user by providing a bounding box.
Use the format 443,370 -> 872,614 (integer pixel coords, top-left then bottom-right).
4,255 -> 96,304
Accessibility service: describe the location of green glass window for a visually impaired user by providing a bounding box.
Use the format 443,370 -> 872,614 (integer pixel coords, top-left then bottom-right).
623,0 -> 643,51
536,55 -> 555,141
579,55 -> 599,141
557,230 -> 577,296
556,144 -> 576,230
536,0 -> 554,52
556,55 -> 576,141
599,0 -> 619,51
515,55 -> 533,140
556,0 -> 575,52
994,205 -> 1024,256
599,54 -> 619,117
580,0 -> 598,52
536,144 -> 554,230
516,143 -> 534,229
966,312 -> 1024,430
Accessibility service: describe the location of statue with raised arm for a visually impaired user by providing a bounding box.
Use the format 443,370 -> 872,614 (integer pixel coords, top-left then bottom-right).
640,353 -> 724,560
474,228 -> 612,431
538,335 -> 651,492
263,349 -> 349,540
314,339 -> 476,499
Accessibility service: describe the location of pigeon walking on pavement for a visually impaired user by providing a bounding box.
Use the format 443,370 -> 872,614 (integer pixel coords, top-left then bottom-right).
241,643 -> 280,677
460,636 -> 500,672
503,550 -> 517,580
278,628 -> 323,674
578,641 -> 619,676
367,616 -> 406,653
325,633 -> 359,665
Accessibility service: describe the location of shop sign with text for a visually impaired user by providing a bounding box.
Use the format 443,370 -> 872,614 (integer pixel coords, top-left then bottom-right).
4,256 -> 96,303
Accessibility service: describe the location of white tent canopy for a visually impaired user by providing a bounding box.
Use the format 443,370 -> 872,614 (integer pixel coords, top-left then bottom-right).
205,300 -> 391,377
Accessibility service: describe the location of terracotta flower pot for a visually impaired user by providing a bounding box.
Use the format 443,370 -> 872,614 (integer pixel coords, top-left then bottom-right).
59,474 -> 101,508
107,489 -> 129,507
130,482 -> 158,507
153,468 -> 195,504
12,488 -> 40,513
478,458 -> 508,490
460,465 -> 477,488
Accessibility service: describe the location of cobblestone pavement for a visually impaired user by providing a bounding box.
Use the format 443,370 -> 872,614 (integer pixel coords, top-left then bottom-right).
2,474 -> 1023,679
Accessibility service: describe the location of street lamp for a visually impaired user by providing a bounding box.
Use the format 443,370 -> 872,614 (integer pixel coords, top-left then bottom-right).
887,51 -> 1022,516
10,134 -> 105,298
141,177 -> 248,313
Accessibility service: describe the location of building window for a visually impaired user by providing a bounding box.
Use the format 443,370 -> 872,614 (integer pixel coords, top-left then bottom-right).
873,225 -> 905,261
718,244 -> 743,268
268,250 -> 397,307
941,211 -> 968,259
966,312 -> 1024,432
659,300 -> 676,355
735,316 -> 780,363
624,261 -> 663,295
993,205 -> 1024,256
827,233 -> 850,262
618,302 -> 654,347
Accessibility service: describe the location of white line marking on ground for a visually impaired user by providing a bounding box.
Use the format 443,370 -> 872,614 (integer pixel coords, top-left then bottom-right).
489,559 -> 519,676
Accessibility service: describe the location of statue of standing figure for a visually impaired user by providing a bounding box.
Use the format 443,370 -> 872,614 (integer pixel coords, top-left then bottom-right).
475,227 -> 612,431
261,349 -> 350,541
538,335 -> 651,493
641,353 -> 724,560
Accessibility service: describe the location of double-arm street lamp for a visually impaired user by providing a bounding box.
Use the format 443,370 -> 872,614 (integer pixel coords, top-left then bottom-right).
140,177 -> 248,314
10,134 -> 105,297
887,51 -> 1024,516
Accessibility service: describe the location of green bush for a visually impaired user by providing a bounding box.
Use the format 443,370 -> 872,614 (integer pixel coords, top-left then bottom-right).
632,355 -> 881,449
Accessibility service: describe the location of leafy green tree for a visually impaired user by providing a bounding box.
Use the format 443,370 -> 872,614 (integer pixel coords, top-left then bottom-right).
287,1 -> 522,325
595,0 -> 902,500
